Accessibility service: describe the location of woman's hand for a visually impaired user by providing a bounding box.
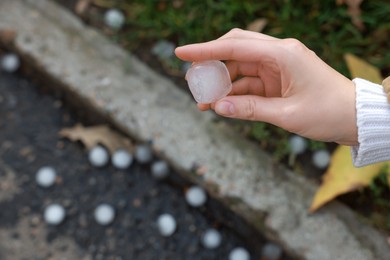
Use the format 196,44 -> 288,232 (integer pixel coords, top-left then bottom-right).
175,29 -> 357,146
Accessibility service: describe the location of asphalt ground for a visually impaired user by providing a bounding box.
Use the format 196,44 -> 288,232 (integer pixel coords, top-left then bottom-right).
0,68 -> 288,259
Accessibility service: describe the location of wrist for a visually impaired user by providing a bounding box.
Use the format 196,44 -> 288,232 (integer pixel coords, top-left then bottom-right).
335,79 -> 358,146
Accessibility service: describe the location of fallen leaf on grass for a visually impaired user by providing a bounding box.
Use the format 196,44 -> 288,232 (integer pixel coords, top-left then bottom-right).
344,53 -> 382,84
310,146 -> 388,212
59,124 -> 133,154
246,18 -> 268,33
336,0 -> 365,30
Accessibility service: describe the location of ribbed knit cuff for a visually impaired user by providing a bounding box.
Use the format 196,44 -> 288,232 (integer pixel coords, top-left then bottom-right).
351,78 -> 390,167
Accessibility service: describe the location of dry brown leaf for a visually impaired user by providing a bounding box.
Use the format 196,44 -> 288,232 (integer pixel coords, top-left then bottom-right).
246,18 -> 268,33
337,0 -> 365,30
59,124 -> 133,153
344,53 -> 382,84
310,146 -> 389,212
0,29 -> 17,44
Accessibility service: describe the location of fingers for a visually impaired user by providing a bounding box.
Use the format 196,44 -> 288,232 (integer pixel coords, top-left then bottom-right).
214,95 -> 285,125
230,77 -> 265,96
175,37 -> 280,63
197,103 -> 211,111
175,28 -> 280,62
225,60 -> 259,80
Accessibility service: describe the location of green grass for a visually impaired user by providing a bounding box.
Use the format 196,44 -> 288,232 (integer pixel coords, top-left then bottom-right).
109,0 -> 390,77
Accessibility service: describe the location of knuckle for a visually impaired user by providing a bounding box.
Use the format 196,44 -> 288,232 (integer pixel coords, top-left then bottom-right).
244,98 -> 258,120
282,38 -> 307,52
227,28 -> 243,37
278,104 -> 299,132
279,105 -> 292,126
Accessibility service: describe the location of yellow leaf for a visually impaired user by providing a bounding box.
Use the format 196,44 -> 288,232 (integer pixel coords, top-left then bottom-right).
59,124 -> 133,153
344,53 -> 382,84
310,146 -> 387,212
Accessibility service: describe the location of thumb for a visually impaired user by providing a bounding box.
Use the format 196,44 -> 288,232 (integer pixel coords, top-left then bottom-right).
214,95 -> 285,124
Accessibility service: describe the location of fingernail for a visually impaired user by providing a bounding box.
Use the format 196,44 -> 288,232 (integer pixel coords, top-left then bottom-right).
216,101 -> 235,116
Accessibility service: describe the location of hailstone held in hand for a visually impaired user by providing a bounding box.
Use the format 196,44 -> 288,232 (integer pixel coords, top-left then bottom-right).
186,60 -> 232,103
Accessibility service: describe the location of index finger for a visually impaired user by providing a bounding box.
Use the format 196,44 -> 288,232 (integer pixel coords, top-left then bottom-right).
175,38 -> 281,63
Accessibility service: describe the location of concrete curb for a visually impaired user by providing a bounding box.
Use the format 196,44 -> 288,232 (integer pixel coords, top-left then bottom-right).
0,0 -> 388,259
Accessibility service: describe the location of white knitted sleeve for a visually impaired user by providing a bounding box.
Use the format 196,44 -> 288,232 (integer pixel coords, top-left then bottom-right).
351,78 -> 390,167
